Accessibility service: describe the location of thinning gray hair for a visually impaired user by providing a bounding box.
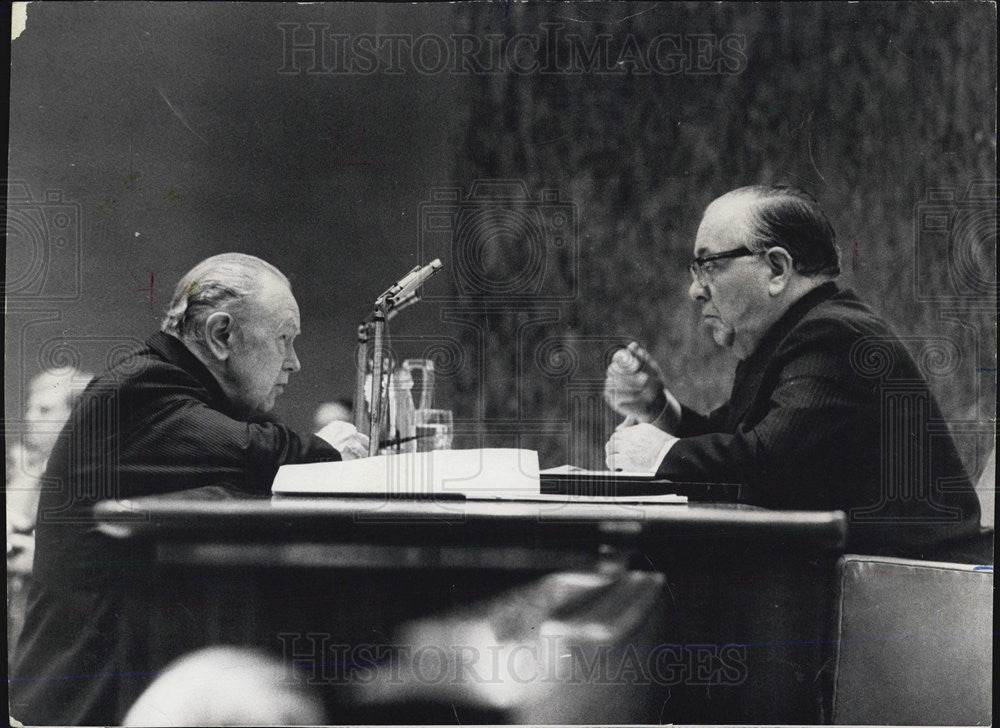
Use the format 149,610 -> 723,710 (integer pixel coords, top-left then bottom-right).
160,254 -> 290,343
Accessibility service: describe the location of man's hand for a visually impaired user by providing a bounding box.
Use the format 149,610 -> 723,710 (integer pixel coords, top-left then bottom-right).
315,420 -> 370,460
603,342 -> 682,431
604,342 -> 668,422
605,422 -> 678,473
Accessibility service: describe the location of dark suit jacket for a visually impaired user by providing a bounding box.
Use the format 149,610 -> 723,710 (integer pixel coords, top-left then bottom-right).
658,283 -> 983,559
9,332 -> 342,725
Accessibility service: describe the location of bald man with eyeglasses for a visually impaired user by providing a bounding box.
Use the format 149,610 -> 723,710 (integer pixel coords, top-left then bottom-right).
604,186 -> 986,562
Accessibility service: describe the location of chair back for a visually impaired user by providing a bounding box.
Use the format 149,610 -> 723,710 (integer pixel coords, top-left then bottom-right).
831,555 -> 992,725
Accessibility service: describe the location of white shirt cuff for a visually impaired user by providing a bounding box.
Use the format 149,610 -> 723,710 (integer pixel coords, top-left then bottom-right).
652,436 -> 679,474
315,420 -> 358,449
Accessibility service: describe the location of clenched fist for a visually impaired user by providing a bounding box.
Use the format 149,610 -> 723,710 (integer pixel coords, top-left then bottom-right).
603,342 -> 670,423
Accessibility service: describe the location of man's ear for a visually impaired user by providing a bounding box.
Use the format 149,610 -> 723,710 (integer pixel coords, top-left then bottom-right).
765,247 -> 795,295
203,311 -> 235,361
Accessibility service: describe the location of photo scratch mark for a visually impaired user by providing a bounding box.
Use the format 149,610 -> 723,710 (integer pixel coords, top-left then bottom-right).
129,270 -> 156,312
615,6 -> 659,24
808,133 -> 827,185
888,38 -> 915,63
155,86 -> 208,145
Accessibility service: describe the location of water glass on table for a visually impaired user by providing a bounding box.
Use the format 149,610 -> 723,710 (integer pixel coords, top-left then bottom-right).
414,409 -> 453,451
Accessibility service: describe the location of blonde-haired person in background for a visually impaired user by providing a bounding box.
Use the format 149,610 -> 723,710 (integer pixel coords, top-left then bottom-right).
7,367 -> 93,648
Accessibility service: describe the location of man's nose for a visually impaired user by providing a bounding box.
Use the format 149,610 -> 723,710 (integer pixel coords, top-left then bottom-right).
688,277 -> 708,302
285,346 -> 301,373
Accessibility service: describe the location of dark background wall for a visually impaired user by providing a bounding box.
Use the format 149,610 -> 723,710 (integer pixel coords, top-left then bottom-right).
6,2 -> 996,473
7,2 -> 468,433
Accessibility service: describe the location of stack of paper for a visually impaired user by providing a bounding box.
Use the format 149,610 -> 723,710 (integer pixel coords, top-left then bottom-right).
273,448 -> 541,499
272,450 -> 686,503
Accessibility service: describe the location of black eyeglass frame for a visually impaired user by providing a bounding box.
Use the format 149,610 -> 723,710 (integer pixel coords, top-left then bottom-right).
688,246 -> 760,284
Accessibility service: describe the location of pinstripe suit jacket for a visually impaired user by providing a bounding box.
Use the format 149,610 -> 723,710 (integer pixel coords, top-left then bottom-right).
11,332 -> 341,725
658,282 -> 983,559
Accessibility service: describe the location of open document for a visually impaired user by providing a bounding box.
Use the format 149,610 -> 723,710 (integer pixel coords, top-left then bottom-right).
272,449 -> 686,503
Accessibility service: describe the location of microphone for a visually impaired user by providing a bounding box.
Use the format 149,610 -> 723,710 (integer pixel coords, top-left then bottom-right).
385,290 -> 420,321
381,259 -> 443,309
365,258 -> 444,456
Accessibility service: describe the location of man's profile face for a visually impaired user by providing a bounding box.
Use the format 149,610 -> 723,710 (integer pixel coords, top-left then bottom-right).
222,275 -> 302,415
688,197 -> 772,356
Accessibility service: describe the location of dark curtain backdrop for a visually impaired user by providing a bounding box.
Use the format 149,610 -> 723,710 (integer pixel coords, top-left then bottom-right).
6,2 -> 996,474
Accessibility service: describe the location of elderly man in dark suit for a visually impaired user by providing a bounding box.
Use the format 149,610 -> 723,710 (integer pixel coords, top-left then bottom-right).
605,186 -> 984,560
9,253 -> 368,725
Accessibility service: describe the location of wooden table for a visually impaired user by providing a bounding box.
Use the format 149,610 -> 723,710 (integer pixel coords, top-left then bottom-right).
94,488 -> 847,724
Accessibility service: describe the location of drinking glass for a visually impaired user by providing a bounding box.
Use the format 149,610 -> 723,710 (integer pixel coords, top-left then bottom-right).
414,409 -> 453,452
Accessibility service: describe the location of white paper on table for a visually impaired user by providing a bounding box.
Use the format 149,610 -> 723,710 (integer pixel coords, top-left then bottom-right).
273,451 -> 686,503
272,448 -> 542,499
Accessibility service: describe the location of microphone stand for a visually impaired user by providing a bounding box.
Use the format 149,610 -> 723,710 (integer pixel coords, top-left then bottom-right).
353,323 -> 369,432
353,291 -> 421,439
366,303 -> 389,456
359,262 -> 441,457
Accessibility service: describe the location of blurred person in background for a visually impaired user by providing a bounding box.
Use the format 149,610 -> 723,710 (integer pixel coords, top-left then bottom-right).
7,367 -> 93,648
605,186 -> 986,561
7,368 -> 94,545
9,253 -> 369,726
122,646 -> 326,726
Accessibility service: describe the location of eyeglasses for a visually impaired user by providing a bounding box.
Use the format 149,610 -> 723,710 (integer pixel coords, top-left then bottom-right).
688,246 -> 760,286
